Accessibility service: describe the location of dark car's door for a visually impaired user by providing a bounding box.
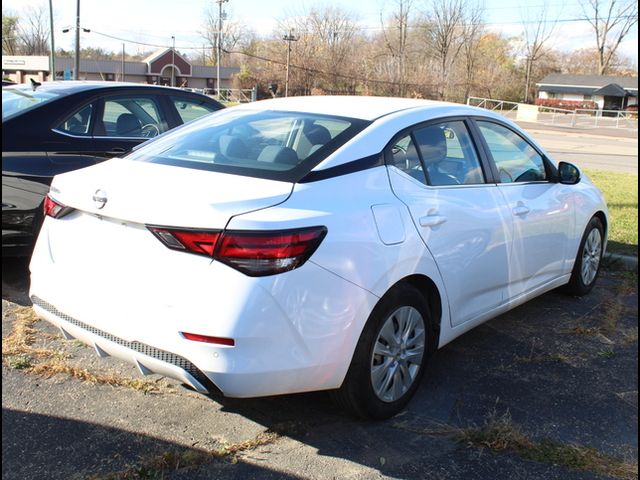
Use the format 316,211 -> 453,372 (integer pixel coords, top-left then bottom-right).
90,94 -> 172,159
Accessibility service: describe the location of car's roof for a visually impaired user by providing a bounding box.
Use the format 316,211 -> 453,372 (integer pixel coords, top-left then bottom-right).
5,81 -> 191,95
233,96 -> 463,121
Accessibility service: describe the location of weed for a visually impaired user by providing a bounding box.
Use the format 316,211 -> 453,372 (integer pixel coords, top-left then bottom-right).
597,348 -> 616,359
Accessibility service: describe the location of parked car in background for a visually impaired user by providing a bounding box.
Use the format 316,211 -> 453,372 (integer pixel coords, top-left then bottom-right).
2,81 -> 224,256
29,96 -> 608,419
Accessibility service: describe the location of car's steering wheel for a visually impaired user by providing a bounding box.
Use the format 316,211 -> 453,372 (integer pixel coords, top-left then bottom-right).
140,124 -> 160,138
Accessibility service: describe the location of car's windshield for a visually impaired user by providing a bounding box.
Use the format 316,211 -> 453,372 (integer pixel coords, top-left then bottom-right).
2,86 -> 62,121
126,108 -> 370,182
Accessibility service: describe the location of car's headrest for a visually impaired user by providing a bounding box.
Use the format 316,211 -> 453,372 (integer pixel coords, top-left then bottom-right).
414,126 -> 447,163
257,145 -> 299,165
304,124 -> 332,146
219,135 -> 248,158
116,113 -> 142,136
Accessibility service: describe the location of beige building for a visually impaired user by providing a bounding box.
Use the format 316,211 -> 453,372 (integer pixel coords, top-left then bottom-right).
2,49 -> 239,90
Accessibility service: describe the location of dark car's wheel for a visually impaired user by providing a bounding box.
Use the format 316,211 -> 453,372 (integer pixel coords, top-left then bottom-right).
562,216 -> 604,296
332,284 -> 436,419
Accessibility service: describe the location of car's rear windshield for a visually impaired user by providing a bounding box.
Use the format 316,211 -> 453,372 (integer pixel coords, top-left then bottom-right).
126,108 -> 370,182
2,86 -> 63,121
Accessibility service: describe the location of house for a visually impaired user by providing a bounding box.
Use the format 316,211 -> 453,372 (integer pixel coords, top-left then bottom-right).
1,49 -> 239,90
536,74 -> 638,110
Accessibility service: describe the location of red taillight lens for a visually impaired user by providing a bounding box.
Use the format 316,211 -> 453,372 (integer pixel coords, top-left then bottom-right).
43,195 -> 73,218
216,227 -> 327,276
181,332 -> 235,346
148,227 -> 221,257
148,225 -> 327,276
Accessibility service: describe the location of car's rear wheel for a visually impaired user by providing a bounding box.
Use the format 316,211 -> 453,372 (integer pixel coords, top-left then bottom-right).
332,284 -> 436,419
562,216 -> 604,296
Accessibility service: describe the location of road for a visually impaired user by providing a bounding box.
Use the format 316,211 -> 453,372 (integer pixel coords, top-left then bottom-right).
516,122 -> 638,174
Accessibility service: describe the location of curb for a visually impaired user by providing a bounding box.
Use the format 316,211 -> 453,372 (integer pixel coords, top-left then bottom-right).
603,253 -> 638,272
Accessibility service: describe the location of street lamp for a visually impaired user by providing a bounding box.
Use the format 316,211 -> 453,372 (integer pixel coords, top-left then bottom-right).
62,24 -> 90,80
171,36 -> 175,87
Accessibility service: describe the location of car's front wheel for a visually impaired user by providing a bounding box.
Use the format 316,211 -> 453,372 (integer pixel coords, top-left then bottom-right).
563,216 -> 605,296
332,284 -> 436,419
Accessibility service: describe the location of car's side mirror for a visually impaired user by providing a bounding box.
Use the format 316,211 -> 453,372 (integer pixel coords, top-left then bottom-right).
558,161 -> 580,185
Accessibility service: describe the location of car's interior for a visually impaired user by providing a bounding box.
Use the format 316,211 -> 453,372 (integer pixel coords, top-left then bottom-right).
162,114 -> 351,172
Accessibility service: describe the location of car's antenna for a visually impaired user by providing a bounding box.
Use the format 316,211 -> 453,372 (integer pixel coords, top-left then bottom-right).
30,78 -> 42,91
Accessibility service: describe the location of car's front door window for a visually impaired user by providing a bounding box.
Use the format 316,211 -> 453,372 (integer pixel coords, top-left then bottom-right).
97,97 -> 168,138
476,121 -> 546,183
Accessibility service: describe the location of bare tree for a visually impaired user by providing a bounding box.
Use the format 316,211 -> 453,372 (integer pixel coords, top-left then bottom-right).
201,6 -> 248,66
2,10 -> 20,55
581,0 -> 638,75
422,0 -> 469,100
521,4 -> 557,103
461,4 -> 485,102
380,0 -> 414,96
16,5 -> 50,55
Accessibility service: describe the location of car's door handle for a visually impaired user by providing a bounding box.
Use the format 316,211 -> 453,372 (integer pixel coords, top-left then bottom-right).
109,148 -> 126,154
513,204 -> 530,216
419,214 -> 447,227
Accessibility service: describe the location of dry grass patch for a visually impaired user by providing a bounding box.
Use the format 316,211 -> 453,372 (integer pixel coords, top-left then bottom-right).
91,430 -> 281,479
2,306 -> 160,394
394,411 -> 637,480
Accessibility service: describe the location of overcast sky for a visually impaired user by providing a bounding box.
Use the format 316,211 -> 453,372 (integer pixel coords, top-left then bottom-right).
3,0 -> 638,66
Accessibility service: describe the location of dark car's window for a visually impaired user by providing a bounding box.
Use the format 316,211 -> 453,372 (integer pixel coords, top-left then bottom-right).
170,96 -> 217,124
477,121 -> 546,183
97,96 -> 168,138
56,104 -> 93,135
414,121 -> 485,186
389,134 -> 427,185
2,87 -> 62,121
126,108 -> 370,182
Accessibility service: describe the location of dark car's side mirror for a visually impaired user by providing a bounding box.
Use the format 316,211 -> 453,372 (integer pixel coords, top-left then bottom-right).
558,161 -> 581,185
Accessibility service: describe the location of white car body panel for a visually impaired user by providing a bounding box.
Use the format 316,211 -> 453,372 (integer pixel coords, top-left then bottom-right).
29,96 -> 609,399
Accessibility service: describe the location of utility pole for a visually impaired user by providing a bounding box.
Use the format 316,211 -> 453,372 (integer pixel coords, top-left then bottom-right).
283,29 -> 297,97
216,0 -> 228,100
121,43 -> 125,82
73,0 -> 80,80
171,36 -> 175,87
48,0 -> 56,80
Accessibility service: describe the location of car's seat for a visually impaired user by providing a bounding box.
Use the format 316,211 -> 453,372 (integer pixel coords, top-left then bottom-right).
219,135 -> 249,158
413,127 -> 460,186
304,124 -> 332,156
115,113 -> 142,137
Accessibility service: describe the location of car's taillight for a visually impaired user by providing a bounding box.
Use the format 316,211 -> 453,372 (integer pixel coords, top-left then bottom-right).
147,226 -> 327,276
43,195 -> 73,219
149,228 -> 221,257
181,332 -> 235,346
216,227 -> 327,276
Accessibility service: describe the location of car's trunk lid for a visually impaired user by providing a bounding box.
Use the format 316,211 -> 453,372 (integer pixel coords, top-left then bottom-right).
49,158 -> 293,228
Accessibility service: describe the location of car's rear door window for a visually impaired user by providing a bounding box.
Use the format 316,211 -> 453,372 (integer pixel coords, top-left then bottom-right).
476,121 -> 547,183
170,96 -> 217,124
55,104 -> 93,135
97,96 -> 168,138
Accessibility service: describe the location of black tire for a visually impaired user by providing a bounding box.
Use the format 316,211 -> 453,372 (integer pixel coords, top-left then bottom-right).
332,284 -> 437,419
562,216 -> 605,296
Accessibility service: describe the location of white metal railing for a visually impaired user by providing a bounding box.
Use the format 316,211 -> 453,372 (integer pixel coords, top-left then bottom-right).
468,96 -> 638,131
467,97 -> 519,115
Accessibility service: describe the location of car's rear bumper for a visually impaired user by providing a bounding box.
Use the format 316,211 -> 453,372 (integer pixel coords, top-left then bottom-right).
30,226 -> 379,397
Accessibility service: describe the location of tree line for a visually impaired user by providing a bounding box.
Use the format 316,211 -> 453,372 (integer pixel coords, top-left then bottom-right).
3,0 -> 637,103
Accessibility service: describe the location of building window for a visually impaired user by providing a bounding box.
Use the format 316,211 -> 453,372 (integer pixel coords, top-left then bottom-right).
584,95 -> 593,101
548,92 -> 556,99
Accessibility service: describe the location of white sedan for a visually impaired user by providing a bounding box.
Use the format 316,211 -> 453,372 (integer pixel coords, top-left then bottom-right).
29,96 -> 608,419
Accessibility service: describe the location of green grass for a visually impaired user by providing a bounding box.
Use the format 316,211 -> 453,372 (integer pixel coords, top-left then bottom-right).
584,169 -> 638,257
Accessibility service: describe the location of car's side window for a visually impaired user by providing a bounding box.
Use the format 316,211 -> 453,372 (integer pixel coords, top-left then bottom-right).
413,121 -> 485,186
56,104 -> 93,136
389,134 -> 428,185
476,121 -> 547,183
96,97 -> 168,138
170,97 -> 217,124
